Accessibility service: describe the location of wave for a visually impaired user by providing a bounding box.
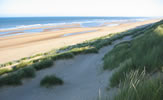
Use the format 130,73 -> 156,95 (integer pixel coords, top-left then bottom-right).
0,18 -> 149,31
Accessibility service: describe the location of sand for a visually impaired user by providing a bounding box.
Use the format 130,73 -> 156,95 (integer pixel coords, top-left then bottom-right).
0,19 -> 161,64
0,35 -> 133,100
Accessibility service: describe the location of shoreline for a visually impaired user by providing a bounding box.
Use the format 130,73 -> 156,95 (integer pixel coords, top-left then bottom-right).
0,18 -> 161,64
0,23 -> 81,32
0,20 -> 126,37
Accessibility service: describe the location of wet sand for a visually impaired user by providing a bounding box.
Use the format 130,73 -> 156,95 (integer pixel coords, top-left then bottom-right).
0,19 -> 161,64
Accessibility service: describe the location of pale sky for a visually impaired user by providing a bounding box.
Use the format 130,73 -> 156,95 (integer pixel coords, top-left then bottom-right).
0,0 -> 163,17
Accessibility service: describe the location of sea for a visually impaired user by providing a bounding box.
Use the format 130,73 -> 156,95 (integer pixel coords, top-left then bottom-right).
0,17 -> 151,36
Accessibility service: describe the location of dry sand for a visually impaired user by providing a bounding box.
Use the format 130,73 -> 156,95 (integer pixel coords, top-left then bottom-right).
0,19 -> 161,64
0,35 -> 133,100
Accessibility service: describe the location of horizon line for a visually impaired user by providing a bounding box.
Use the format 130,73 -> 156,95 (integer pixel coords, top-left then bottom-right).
0,16 -> 159,18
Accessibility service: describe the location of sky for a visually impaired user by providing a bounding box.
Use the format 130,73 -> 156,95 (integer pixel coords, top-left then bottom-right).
0,0 -> 163,17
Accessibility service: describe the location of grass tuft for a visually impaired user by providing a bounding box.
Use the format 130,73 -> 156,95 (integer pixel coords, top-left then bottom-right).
114,70 -> 163,100
0,68 -> 12,75
21,67 -> 36,78
0,67 -> 36,86
51,52 -> 74,60
15,61 -> 32,69
32,59 -> 53,70
40,75 -> 63,87
110,58 -> 135,87
0,71 -> 23,86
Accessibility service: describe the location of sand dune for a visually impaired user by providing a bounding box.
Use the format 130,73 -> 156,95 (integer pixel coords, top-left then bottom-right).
0,35 -> 133,100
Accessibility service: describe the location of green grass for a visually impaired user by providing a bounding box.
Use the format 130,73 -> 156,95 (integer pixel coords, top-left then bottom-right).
32,59 -> 53,70
21,67 -> 36,78
15,61 -> 32,69
0,67 -> 36,87
104,20 -> 163,86
70,46 -> 98,54
103,41 -> 131,70
40,75 -> 63,87
109,58 -> 135,87
114,70 -> 163,100
0,68 -> 12,75
102,20 -> 163,100
0,70 -> 23,86
0,58 -> 52,86
51,52 -> 74,60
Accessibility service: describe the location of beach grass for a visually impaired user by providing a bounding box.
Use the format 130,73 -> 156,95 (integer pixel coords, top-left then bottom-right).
21,67 -> 36,78
0,68 -> 12,75
0,66 -> 36,86
0,70 -> 23,86
114,70 -> 163,100
102,20 -> 163,99
109,58 -> 134,87
15,61 -> 32,69
51,52 -> 74,60
40,75 -> 63,87
32,59 -> 53,70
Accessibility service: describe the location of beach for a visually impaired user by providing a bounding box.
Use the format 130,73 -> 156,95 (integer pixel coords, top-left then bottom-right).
0,18 -> 161,64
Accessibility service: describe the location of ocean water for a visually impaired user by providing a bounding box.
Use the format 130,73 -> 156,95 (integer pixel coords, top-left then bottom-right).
0,17 -> 149,30
0,17 -> 149,36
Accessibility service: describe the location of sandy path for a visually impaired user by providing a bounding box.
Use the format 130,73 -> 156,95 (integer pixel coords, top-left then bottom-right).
0,35 -> 132,100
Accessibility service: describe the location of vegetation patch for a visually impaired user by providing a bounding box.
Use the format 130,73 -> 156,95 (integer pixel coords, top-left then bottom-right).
0,70 -> 23,86
0,66 -> 36,86
40,75 -> 63,87
103,41 -> 131,70
32,59 -> 53,70
0,68 -> 12,75
21,67 -> 36,78
114,70 -> 163,100
109,58 -> 135,87
104,20 -> 163,76
15,61 -> 32,69
103,20 -> 163,100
